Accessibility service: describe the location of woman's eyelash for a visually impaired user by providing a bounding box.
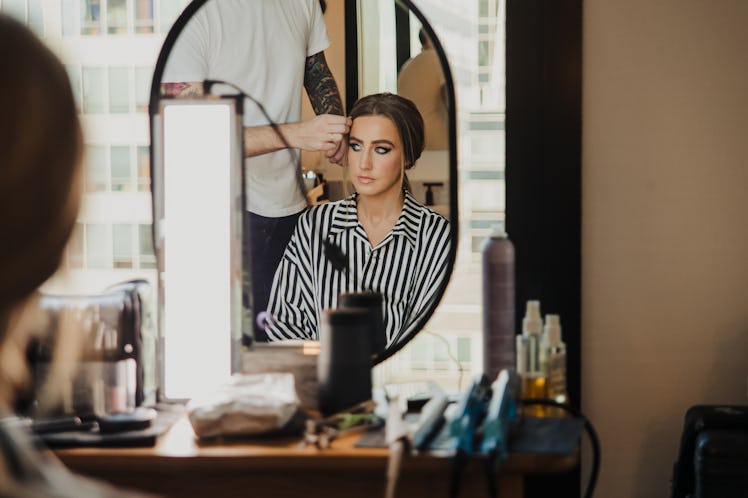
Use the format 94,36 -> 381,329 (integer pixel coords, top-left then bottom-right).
349,143 -> 361,151
375,146 -> 390,154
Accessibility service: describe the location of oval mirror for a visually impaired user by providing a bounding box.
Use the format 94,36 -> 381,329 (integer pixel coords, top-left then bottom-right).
149,0 -> 458,389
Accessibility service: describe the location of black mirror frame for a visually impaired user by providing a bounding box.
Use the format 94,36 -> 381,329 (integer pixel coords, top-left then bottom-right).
148,0 -> 459,366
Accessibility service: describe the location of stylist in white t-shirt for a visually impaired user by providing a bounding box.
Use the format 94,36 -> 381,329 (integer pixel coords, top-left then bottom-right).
161,0 -> 349,344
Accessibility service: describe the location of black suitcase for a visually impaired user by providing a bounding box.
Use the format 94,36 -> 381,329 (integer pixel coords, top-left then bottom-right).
671,405 -> 748,498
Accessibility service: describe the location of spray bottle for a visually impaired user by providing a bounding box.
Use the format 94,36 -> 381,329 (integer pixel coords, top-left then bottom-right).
481,226 -> 515,381
544,314 -> 568,416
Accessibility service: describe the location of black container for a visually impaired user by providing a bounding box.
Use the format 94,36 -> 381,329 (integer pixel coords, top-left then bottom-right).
338,291 -> 385,357
317,308 -> 372,416
481,227 -> 516,381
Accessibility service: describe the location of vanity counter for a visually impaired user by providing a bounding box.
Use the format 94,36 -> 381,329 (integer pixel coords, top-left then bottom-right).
55,415 -> 578,498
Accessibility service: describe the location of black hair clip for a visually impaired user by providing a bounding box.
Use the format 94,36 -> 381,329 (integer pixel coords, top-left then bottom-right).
323,239 -> 348,274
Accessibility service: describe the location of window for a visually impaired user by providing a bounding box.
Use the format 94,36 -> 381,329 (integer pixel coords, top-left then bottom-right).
2,0 -> 44,35
81,0 -> 102,34
135,66 -> 151,113
112,224 -> 134,268
62,0 -> 77,35
108,67 -> 129,113
106,0 -> 126,33
82,66 -> 105,113
65,65 -> 82,108
159,0 -> 181,32
67,223 -> 85,269
139,224 -> 156,269
85,145 -> 108,192
86,223 -> 109,269
110,146 -> 131,191
134,0 -> 154,33
137,146 -> 150,191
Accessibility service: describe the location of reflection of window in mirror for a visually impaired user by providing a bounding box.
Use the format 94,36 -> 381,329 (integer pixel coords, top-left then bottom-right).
373,0 -> 507,394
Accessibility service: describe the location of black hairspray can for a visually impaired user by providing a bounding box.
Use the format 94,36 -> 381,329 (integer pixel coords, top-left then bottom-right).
481,227 -> 516,380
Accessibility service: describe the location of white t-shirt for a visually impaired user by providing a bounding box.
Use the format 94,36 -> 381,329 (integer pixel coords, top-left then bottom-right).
162,0 -> 331,217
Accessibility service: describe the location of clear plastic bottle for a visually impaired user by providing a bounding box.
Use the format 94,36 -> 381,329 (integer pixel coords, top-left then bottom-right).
481,226 -> 515,381
544,314 -> 568,416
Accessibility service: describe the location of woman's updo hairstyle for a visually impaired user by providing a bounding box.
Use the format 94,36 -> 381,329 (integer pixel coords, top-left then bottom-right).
349,93 -> 425,170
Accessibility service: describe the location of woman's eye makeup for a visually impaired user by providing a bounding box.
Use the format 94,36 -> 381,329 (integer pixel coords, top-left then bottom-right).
349,142 -> 361,151
374,146 -> 391,154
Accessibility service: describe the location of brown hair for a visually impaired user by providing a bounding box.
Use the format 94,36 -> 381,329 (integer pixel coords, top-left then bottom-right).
0,14 -> 83,390
349,92 -> 425,171
0,15 -> 83,310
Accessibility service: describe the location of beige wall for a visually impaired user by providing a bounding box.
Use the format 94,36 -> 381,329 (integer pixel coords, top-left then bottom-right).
583,1 -> 748,496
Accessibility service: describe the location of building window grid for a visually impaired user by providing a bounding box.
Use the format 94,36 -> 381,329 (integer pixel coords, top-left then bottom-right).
1,0 -> 44,34
66,64 -> 151,115
67,222 -> 155,270
85,143 -> 148,192
74,0 -> 179,36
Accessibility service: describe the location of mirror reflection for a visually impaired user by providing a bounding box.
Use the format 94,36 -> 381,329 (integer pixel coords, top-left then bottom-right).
153,0 -> 455,359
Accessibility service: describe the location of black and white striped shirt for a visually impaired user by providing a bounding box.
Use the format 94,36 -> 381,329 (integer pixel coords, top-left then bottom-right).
265,191 -> 451,348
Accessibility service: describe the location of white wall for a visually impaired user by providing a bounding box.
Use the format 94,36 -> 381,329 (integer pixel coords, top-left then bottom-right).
583,1 -> 748,497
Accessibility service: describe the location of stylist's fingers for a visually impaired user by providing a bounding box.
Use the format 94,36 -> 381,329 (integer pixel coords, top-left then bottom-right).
326,136 -> 347,164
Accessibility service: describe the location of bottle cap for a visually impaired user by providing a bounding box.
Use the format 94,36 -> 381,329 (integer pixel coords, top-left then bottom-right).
522,300 -> 542,335
544,314 -> 562,345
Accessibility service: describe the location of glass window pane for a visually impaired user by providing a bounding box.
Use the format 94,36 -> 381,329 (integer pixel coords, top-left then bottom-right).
64,65 -> 81,109
159,0 -> 180,33
108,66 -> 129,113
62,0 -> 77,35
1,0 -> 26,22
457,337 -> 471,363
85,145 -> 107,192
107,0 -> 127,33
139,224 -> 156,269
81,0 -> 102,35
134,66 -> 151,113
28,0 -> 44,35
113,224 -> 133,268
86,223 -> 109,269
67,223 -> 85,269
110,146 -> 131,191
137,146 -> 150,191
469,133 -> 503,163
478,40 -> 490,67
134,0 -> 153,33
82,66 -> 105,113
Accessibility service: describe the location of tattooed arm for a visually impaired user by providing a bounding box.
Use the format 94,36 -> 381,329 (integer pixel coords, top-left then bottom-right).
303,51 -> 347,164
160,82 -> 204,97
245,51 -> 350,158
160,58 -> 349,160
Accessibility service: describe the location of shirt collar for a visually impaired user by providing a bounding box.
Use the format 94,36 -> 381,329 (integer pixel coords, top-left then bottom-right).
327,192 -> 422,248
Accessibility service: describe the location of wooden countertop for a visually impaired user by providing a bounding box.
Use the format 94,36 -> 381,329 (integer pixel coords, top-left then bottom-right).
55,415 -> 578,498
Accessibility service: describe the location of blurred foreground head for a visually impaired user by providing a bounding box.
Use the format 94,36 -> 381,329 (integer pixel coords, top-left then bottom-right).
0,14 -> 83,405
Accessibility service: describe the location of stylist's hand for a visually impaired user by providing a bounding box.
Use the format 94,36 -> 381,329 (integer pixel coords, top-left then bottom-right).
290,114 -> 351,159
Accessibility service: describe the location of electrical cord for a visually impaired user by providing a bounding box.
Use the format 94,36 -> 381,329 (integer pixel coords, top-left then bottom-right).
202,78 -> 307,199
425,331 -> 465,390
520,398 -> 600,498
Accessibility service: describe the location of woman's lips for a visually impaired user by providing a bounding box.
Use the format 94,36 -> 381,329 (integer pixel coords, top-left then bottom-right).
357,176 -> 375,184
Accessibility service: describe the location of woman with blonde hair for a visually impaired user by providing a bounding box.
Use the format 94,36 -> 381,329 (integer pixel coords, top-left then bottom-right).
0,14 -> 150,497
265,93 -> 451,350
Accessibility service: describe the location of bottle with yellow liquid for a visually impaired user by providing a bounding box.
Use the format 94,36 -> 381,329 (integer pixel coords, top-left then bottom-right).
544,314 -> 569,417
516,300 -> 547,416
